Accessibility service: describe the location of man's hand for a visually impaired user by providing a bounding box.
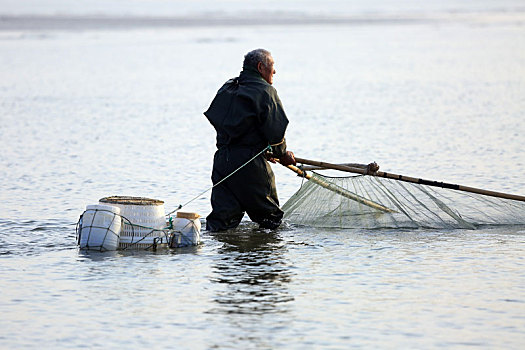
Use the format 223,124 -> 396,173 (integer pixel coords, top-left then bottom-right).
366,162 -> 379,175
280,151 -> 296,166
265,152 -> 277,164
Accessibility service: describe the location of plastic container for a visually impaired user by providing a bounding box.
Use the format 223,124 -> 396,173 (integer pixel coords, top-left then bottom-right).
78,204 -> 121,251
170,212 -> 201,247
99,196 -> 167,249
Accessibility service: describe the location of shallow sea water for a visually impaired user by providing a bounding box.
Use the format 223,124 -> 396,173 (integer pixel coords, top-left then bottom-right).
1,2 -> 525,349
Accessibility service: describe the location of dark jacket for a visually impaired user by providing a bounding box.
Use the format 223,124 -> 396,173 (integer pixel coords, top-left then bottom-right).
204,66 -> 288,157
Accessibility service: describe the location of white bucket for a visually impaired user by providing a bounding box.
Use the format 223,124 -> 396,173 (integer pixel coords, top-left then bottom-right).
99,196 -> 167,249
78,204 -> 121,251
171,212 -> 201,247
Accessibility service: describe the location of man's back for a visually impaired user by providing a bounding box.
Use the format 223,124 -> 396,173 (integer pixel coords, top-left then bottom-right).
205,67 -> 288,152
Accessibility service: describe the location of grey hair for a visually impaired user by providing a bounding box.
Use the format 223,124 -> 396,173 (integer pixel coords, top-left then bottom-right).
243,49 -> 272,69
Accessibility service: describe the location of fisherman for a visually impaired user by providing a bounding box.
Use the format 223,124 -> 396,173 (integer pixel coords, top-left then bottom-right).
204,48 -> 296,231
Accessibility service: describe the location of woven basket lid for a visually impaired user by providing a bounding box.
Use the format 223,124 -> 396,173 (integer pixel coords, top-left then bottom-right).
99,196 -> 164,206
176,212 -> 200,220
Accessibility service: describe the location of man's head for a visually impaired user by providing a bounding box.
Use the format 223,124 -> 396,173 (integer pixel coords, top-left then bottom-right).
243,48 -> 276,85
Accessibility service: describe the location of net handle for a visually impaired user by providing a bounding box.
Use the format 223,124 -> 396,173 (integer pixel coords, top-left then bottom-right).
294,157 -> 525,203
280,162 -> 395,213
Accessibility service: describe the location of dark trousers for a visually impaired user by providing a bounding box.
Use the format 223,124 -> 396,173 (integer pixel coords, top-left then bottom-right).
206,147 -> 284,231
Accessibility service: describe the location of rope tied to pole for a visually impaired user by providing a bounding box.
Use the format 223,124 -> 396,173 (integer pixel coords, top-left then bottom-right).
166,145 -> 273,216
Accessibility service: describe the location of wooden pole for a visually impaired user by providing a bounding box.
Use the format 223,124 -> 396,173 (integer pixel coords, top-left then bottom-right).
283,164 -> 396,213
294,157 -> 525,203
299,163 -> 367,171
294,157 -> 369,174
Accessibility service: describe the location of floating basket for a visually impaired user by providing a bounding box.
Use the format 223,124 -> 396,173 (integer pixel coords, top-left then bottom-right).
99,196 -> 168,249
170,211 -> 201,248
78,204 -> 121,251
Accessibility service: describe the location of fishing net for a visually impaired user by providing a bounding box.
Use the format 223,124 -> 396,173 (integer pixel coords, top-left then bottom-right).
282,172 -> 525,229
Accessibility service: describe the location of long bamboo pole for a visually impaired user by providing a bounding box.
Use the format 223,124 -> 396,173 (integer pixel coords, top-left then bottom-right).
294,157 -> 525,202
299,163 -> 367,171
283,164 -> 396,213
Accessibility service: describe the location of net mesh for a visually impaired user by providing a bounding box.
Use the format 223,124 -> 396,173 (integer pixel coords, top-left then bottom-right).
282,172 -> 525,229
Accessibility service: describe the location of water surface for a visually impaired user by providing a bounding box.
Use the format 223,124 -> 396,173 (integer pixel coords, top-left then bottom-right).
1,2 -> 524,348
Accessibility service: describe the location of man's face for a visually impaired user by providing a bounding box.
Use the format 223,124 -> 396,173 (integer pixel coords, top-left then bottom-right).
258,56 -> 276,85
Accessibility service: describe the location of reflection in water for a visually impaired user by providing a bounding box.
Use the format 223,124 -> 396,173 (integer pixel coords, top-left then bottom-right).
208,226 -> 294,316
77,249 -> 120,262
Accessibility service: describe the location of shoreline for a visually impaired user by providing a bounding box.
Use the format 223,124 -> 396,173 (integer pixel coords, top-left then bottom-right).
1,11 -> 524,31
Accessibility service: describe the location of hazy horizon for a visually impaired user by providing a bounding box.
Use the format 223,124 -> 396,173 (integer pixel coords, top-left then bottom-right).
1,0 -> 524,17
